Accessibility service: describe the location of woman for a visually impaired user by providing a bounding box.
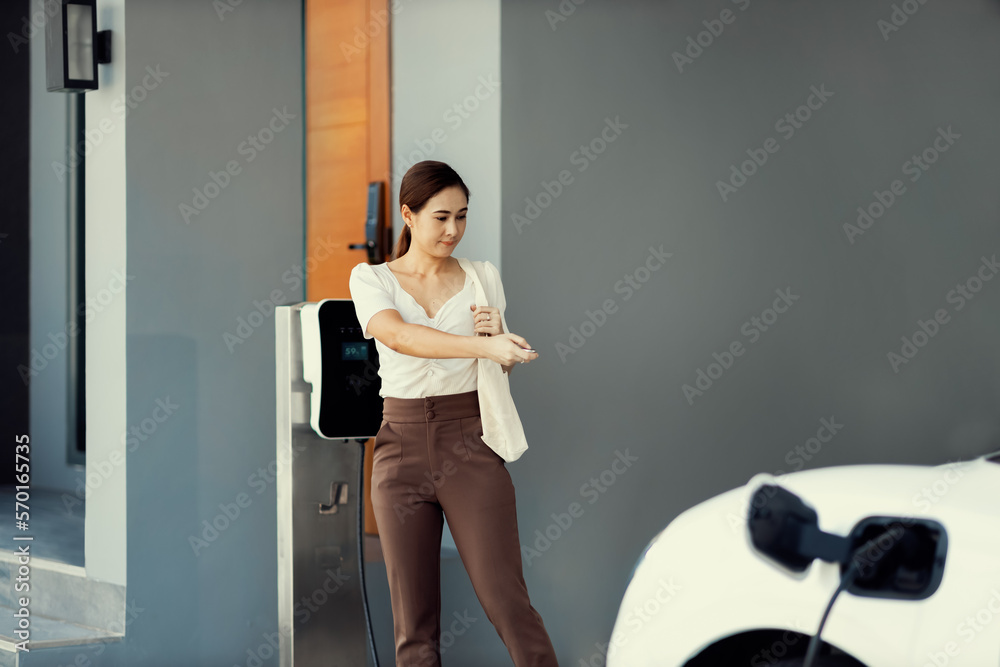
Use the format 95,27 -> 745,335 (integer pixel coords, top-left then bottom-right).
348,160 -> 559,666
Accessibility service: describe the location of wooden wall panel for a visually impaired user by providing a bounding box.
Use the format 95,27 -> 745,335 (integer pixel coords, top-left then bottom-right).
306,0 -> 392,538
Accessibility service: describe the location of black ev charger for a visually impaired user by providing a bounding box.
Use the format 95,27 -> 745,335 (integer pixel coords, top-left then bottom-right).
748,484 -> 947,667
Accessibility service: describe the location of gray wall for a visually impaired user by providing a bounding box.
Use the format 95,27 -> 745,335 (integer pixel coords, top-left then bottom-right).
491,0 -> 1000,662
30,0 -> 306,663
122,0 -> 304,663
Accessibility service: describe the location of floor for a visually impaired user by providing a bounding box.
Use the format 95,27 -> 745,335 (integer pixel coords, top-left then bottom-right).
0,484 -> 84,567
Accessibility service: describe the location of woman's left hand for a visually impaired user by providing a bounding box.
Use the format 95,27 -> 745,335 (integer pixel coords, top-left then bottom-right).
470,304 -> 503,336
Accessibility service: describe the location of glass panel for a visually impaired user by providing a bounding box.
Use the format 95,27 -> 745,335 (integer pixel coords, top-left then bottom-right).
66,4 -> 93,81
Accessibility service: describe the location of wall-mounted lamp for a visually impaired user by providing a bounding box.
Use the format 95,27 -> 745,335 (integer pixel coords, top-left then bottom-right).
46,0 -> 112,92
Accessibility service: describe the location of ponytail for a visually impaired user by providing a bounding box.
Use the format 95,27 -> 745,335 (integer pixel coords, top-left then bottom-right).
391,224 -> 412,260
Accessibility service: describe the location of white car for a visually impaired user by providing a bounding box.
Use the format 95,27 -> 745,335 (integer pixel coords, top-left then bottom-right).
607,451 -> 1000,667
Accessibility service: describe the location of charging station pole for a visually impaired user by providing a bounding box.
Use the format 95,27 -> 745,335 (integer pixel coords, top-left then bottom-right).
275,302 -> 381,666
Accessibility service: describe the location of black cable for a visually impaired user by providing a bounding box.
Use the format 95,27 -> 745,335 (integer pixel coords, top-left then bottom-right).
356,438 -> 381,666
801,559 -> 858,667
801,532 -> 891,667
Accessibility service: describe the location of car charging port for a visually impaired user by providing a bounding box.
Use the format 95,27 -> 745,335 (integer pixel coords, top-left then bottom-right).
841,517 -> 947,601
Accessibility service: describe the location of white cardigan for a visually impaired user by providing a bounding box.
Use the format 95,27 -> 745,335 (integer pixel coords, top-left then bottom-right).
457,257 -> 529,462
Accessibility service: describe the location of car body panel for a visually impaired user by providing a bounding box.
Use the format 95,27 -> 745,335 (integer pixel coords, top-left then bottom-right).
607,455 -> 1000,667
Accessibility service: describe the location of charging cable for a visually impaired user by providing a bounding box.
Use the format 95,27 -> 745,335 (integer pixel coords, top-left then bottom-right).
802,533 -> 893,667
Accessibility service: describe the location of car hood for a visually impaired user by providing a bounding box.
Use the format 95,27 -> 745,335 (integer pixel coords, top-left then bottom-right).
711,453 -> 1000,540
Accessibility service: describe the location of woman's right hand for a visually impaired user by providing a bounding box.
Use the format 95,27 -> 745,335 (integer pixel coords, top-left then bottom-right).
480,333 -> 539,366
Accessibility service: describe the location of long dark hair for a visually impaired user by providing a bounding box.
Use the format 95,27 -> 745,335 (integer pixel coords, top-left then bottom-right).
392,160 -> 471,260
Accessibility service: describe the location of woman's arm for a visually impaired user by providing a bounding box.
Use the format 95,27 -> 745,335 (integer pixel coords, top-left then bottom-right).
498,320 -> 514,374
367,308 -> 489,359
393,321 -> 487,359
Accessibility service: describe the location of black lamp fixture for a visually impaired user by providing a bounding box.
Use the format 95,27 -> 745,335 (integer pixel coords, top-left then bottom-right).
45,0 -> 112,92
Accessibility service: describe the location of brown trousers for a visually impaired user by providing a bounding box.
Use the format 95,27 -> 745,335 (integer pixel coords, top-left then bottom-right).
371,389 -> 559,667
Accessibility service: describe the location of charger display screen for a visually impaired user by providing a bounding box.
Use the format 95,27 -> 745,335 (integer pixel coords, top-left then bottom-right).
342,341 -> 368,361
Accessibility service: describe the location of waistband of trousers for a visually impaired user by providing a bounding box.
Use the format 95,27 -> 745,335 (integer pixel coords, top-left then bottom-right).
382,389 -> 481,423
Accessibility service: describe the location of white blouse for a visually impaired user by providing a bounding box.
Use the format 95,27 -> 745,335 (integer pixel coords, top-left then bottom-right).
348,261 -> 480,399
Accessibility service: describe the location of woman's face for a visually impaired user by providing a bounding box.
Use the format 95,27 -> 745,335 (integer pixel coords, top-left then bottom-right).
403,185 -> 468,256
